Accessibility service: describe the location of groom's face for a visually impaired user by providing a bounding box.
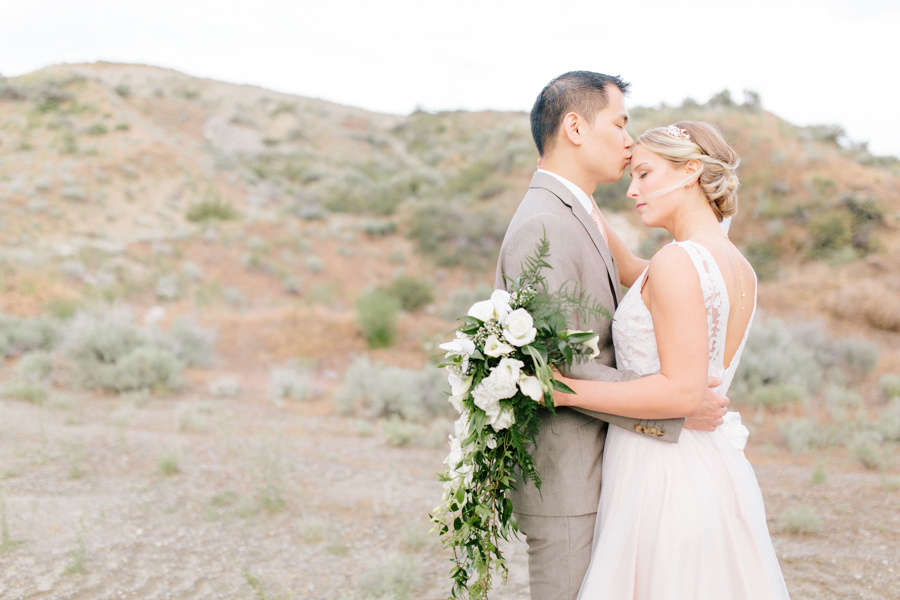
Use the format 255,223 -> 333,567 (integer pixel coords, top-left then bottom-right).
580,86 -> 634,185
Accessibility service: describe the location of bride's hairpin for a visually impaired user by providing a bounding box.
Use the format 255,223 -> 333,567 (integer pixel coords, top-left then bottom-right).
665,125 -> 691,142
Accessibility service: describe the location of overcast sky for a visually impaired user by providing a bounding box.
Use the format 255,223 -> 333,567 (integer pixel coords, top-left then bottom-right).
3,0 -> 899,156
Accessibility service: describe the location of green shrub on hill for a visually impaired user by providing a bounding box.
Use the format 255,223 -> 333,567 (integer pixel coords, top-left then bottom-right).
356,290 -> 400,349
384,275 -> 434,311
185,197 -> 240,223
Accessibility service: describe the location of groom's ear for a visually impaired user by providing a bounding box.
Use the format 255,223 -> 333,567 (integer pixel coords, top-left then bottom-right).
562,112 -> 583,147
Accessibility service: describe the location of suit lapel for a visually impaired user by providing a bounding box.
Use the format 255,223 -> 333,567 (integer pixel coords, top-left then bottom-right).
529,172 -> 622,306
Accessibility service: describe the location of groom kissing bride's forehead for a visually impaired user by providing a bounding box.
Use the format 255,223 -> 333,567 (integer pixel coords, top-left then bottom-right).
531,71 -> 635,192
494,70 -> 741,600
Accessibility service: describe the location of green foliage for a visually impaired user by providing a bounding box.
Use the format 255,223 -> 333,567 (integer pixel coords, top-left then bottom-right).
268,364 -> 313,403
743,240 -> 780,281
361,219 -> 398,237
384,274 -> 435,311
45,298 -> 81,320
61,309 -> 189,393
749,384 -> 805,411
62,517 -> 88,575
778,506 -> 822,534
85,122 -> 107,136
846,431 -> 894,471
356,290 -> 400,349
807,208 -> 854,260
732,320 -> 826,399
158,451 -> 180,476
355,553 -> 422,600
16,351 -> 54,382
407,201 -> 507,268
879,374 -> 900,399
834,337 -> 879,375
185,197 -> 240,223
112,347 -> 183,392
381,417 -> 424,447
778,418 -> 828,455
592,178 -> 632,212
334,356 -> 450,422
160,318 -> 215,367
0,315 -> 62,358
1,381 -> 47,404
0,497 -> 24,553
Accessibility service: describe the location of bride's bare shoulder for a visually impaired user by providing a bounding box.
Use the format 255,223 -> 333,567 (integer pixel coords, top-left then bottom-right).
645,244 -> 703,300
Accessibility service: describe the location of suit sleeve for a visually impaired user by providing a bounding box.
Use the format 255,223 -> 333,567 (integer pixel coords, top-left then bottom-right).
497,212 -> 684,443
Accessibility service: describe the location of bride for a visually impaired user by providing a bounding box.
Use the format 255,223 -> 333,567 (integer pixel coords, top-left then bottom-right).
553,121 -> 791,599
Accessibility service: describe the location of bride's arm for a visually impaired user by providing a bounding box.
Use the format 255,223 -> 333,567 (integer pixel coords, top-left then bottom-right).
598,211 -> 649,288
553,245 -> 709,419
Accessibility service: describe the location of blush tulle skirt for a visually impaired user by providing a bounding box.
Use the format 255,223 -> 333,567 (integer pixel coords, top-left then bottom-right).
576,426 -> 790,599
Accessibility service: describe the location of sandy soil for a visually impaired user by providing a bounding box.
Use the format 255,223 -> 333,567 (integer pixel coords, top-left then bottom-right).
1,389 -> 898,600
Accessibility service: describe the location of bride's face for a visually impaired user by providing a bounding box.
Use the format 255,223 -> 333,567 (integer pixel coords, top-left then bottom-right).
626,145 -> 684,227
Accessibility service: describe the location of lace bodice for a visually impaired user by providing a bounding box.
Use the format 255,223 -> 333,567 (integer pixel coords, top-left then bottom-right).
612,240 -> 757,396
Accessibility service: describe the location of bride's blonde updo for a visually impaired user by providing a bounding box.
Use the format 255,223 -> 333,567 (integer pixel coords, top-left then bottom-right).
637,121 -> 740,222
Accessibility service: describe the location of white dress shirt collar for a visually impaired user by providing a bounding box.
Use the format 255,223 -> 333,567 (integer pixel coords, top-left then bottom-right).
537,169 -> 594,215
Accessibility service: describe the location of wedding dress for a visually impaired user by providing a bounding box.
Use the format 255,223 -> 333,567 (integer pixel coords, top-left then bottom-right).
577,240 -> 790,599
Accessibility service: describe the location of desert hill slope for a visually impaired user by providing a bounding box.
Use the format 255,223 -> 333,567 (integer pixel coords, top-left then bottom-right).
1,62 -> 899,600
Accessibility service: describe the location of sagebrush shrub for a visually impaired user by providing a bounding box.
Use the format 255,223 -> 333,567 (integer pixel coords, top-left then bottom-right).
384,275 -> 435,311
16,351 -> 54,382
778,506 -> 821,534
749,384 -> 805,411
0,315 -> 62,357
111,347 -> 182,392
356,290 -> 400,349
846,430 -> 894,471
61,308 -> 192,392
778,418 -> 827,455
834,337 -> 879,375
732,320 -> 824,398
334,356 -> 450,422
879,374 -> 900,399
268,364 -> 313,403
159,318 -> 215,367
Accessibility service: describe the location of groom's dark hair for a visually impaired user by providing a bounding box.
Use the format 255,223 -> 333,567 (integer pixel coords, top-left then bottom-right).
531,71 -> 630,156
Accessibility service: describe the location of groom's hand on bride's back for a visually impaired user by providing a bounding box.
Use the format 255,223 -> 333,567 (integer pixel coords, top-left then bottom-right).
684,377 -> 729,431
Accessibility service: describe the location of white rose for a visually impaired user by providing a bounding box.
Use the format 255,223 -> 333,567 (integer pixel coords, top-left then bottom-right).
518,373 -> 544,402
483,334 -> 514,357
489,404 -> 516,431
448,372 -> 473,397
485,434 -> 498,449
467,300 -> 495,322
491,358 -> 524,392
503,308 -> 537,347
472,382 -> 501,416
490,289 -> 512,324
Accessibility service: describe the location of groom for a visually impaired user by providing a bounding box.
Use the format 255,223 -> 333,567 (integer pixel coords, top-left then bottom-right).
494,71 -> 729,600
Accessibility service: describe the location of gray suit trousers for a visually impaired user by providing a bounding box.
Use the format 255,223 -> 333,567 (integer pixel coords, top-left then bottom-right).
516,512 -> 596,600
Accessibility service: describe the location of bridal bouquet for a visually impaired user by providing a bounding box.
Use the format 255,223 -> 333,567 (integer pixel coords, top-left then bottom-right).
431,235 -> 611,599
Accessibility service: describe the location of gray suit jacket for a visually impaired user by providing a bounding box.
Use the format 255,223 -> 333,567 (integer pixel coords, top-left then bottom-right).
495,171 -> 684,517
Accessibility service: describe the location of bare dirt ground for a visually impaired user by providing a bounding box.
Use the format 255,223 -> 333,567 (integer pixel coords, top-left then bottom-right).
1,387 -> 899,600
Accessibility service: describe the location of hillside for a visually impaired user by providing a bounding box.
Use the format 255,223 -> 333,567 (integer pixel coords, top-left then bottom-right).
0,63 -> 899,600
